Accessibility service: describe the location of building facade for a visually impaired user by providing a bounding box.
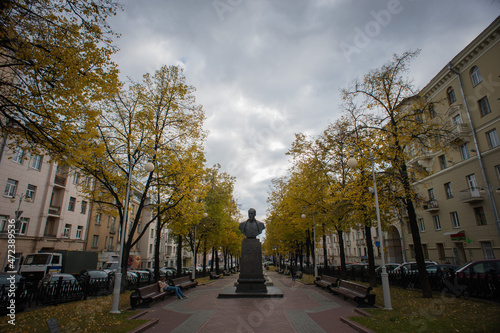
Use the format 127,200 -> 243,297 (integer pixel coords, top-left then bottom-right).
0,141 -> 90,270
408,17 -> 500,266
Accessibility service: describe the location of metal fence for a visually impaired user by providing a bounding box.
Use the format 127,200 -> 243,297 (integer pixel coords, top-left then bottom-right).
279,264 -> 500,301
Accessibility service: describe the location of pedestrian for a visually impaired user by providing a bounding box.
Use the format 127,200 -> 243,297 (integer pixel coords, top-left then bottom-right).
291,266 -> 296,281
158,276 -> 188,300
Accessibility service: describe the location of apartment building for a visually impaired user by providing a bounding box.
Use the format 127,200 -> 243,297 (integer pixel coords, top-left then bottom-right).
407,17 -> 500,266
84,187 -> 162,269
0,140 -> 90,270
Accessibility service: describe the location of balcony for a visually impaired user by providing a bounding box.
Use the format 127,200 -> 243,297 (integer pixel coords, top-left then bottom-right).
48,206 -> 60,216
459,187 -> 484,203
54,175 -> 67,187
356,239 -> 366,246
423,199 -> 439,212
447,122 -> 471,144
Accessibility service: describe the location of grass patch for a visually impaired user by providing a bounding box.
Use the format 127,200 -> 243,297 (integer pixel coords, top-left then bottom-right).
0,291 -> 148,333
350,283 -> 500,332
299,273 -> 316,284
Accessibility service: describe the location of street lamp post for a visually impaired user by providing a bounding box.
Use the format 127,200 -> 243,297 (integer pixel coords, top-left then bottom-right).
111,161 -> 154,314
192,212 -> 208,281
301,208 -> 317,278
348,150 -> 392,310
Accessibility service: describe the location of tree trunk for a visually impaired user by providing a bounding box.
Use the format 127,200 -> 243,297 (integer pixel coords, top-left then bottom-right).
401,161 -> 433,298
365,225 -> 376,287
176,234 -> 182,277
338,229 -> 347,279
322,224 -> 328,270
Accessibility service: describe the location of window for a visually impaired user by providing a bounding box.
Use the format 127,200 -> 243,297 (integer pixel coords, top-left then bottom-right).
481,242 -> 495,259
92,235 -> 99,248
428,188 -> 435,200
150,228 -> 154,238
108,237 -> 114,250
497,164 -> 500,180
30,155 -> 43,171
73,172 -> 79,185
474,207 -> 487,226
428,104 -> 437,119
438,155 -> 447,170
433,215 -> 441,230
450,212 -> 460,228
26,184 -> 36,201
444,183 -> 453,199
422,244 -> 429,259
447,87 -> 456,104
437,243 -> 445,260
418,218 -> 425,232
19,218 -> 29,235
12,147 -> 25,164
63,224 -> 71,238
4,179 -> 18,197
478,96 -> 491,116
96,212 -> 102,225
76,226 -> 83,239
409,245 -> 415,258
470,66 -> 482,86
486,129 -> 499,148
149,244 -> 153,254
68,197 -> 76,211
0,215 -> 8,232
81,201 -> 87,214
459,143 -> 470,160
452,114 -> 462,124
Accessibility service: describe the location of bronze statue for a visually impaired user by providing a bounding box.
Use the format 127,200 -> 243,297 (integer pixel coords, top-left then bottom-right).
239,208 -> 265,238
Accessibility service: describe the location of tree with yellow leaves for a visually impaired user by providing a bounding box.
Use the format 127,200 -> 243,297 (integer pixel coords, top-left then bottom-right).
0,0 -> 120,159
341,50 -> 449,298
71,65 -> 206,287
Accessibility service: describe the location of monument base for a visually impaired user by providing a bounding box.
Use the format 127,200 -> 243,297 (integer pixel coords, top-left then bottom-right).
218,286 -> 283,298
235,238 -> 267,293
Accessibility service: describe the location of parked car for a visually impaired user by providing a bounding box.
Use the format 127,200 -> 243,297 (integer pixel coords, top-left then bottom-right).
455,260 -> 500,277
451,260 -> 500,298
425,264 -> 458,277
39,273 -> 82,302
376,263 -> 400,274
393,261 -> 438,274
0,272 -> 28,314
79,270 -> 113,295
130,270 -> 152,285
160,267 -> 177,277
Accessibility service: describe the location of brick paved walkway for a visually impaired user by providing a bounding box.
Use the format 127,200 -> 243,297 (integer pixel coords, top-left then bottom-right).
129,271 -> 373,333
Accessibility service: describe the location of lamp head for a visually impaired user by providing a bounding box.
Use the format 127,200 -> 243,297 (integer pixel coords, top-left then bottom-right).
144,162 -> 154,173
347,157 -> 358,168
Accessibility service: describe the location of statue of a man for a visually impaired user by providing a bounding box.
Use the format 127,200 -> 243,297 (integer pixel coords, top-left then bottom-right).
239,208 -> 265,238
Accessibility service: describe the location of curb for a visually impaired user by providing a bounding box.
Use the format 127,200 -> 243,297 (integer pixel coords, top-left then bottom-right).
126,310 -> 159,333
340,316 -> 376,333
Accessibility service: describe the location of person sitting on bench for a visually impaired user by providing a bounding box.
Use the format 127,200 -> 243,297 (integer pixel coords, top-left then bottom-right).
158,276 -> 188,300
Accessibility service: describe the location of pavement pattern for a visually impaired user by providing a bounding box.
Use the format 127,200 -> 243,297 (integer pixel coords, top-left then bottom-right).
129,271 -> 373,333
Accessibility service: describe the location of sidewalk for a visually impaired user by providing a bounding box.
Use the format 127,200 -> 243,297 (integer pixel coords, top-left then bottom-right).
129,271 -> 374,333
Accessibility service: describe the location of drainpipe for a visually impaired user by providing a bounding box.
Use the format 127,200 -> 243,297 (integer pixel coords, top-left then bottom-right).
448,63 -> 500,238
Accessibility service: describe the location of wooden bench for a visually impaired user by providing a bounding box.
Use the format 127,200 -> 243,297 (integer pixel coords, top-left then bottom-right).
210,271 -> 221,279
314,275 -> 339,289
170,276 -> 198,289
130,283 -> 171,308
330,280 -> 375,306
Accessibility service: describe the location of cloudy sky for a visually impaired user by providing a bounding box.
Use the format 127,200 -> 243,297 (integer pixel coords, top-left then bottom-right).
107,1 -> 499,222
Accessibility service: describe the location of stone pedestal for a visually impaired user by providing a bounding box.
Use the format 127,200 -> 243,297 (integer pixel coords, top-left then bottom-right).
218,238 -> 283,298
236,238 -> 267,293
